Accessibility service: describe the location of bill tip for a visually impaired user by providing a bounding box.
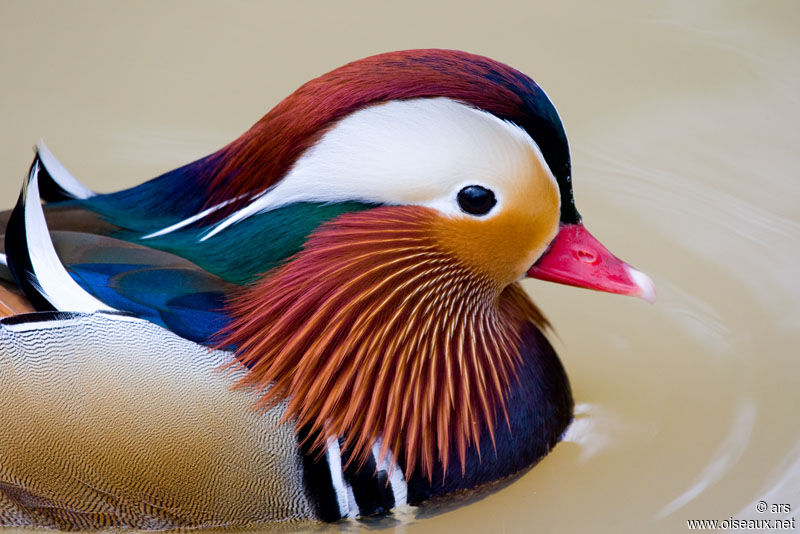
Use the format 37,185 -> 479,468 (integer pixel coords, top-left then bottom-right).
626,266 -> 657,304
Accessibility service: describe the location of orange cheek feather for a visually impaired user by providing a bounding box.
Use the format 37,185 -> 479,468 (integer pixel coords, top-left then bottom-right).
433,164 -> 560,288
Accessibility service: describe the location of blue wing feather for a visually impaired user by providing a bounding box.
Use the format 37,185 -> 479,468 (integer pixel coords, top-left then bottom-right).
68,262 -> 232,345
76,154 -> 225,232
4,152 -> 376,343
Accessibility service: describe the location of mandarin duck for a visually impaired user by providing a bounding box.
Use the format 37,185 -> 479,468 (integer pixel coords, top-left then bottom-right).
0,49 -> 655,529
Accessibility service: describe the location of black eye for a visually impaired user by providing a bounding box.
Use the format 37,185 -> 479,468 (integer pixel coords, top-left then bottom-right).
457,185 -> 496,216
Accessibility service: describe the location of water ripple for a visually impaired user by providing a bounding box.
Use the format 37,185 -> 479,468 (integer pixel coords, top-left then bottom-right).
657,398 -> 757,518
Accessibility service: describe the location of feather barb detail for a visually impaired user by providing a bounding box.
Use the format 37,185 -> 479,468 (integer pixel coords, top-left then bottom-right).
220,206 -> 546,480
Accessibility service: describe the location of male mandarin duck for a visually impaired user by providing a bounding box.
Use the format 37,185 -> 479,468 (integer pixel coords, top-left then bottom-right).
0,49 -> 655,529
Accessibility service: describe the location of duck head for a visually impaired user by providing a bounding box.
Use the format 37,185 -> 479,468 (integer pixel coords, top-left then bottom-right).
184,50 -> 657,480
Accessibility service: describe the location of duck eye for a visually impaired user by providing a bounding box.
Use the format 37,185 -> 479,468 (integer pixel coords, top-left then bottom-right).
457,185 -> 496,216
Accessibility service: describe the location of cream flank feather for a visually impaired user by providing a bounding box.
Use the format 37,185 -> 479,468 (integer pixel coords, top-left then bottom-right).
0,312 -> 313,528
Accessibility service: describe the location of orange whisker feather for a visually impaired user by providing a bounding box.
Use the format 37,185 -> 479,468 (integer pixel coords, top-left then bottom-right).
220,206 -> 547,480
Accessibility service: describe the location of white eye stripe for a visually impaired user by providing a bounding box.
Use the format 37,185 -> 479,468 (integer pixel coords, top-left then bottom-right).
201,97 -> 558,240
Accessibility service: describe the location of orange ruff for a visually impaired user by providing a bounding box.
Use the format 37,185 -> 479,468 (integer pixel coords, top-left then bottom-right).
222,206 -> 547,480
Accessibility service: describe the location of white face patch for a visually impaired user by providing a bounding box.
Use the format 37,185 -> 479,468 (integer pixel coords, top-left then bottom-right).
202,98 -> 558,240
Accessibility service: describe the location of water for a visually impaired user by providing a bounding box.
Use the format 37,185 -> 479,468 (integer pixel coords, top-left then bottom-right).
1,1 -> 798,532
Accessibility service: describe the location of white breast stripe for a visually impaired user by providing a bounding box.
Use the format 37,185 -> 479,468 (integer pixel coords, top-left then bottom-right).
371,438 -> 407,507
0,252 -> 7,267
23,162 -> 114,313
37,140 -> 95,199
346,485 -> 359,518
325,438 -> 357,518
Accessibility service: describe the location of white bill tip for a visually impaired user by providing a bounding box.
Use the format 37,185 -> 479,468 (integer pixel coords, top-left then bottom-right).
626,265 -> 657,304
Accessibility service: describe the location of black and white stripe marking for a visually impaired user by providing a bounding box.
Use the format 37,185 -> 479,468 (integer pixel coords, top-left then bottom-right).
299,428 -> 407,521
328,437 -> 407,519
5,160 -> 113,313
371,438 -> 407,508
0,310 -> 140,332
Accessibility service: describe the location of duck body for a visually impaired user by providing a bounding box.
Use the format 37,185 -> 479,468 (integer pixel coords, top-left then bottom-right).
0,50 -> 652,529
0,312 -> 568,528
